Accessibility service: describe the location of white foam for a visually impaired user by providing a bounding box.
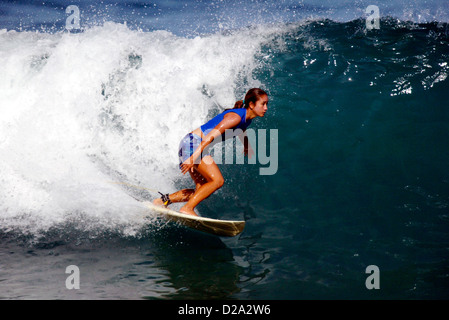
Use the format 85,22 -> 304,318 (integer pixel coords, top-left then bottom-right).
0,22 -> 283,235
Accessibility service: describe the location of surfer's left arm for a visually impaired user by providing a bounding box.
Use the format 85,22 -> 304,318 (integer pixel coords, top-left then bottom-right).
238,131 -> 254,159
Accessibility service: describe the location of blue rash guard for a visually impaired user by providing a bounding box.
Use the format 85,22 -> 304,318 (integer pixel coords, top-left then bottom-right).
178,108 -> 252,167
200,108 -> 252,140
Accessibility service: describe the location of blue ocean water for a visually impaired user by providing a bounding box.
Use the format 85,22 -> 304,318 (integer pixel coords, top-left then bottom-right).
0,1 -> 448,300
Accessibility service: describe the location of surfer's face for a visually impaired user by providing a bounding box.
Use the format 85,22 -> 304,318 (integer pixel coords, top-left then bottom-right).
251,94 -> 268,117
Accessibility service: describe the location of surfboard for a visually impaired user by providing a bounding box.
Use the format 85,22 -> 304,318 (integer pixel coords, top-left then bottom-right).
143,201 -> 245,237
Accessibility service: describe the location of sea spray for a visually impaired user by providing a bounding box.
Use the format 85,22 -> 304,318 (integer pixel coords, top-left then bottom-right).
0,22 -> 286,236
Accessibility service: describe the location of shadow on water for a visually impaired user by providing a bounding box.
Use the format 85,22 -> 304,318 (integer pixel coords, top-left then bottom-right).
138,223 -> 243,300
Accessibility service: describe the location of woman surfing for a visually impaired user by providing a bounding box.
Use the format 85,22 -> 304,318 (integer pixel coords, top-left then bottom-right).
153,88 -> 269,216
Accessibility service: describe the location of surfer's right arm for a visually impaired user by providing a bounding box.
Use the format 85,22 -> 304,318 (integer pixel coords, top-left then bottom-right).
180,113 -> 242,174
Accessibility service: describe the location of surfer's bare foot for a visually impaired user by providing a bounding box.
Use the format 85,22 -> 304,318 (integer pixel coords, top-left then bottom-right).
179,207 -> 198,216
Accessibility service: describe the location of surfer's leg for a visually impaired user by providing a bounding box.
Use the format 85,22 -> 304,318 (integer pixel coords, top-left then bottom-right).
152,170 -> 207,206
190,169 -> 208,190
152,189 -> 193,206
155,131 -> 211,208
179,156 -> 224,216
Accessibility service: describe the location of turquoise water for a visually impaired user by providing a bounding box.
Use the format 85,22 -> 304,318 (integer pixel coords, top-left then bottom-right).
0,1 -> 448,299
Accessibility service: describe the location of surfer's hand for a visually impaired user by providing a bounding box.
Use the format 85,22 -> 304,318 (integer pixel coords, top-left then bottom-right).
180,157 -> 195,174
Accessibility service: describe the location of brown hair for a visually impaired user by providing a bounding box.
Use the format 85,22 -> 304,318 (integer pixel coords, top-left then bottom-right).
230,88 -> 268,109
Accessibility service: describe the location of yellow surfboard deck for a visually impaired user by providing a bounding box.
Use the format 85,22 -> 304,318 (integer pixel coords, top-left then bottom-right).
144,202 -> 245,237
